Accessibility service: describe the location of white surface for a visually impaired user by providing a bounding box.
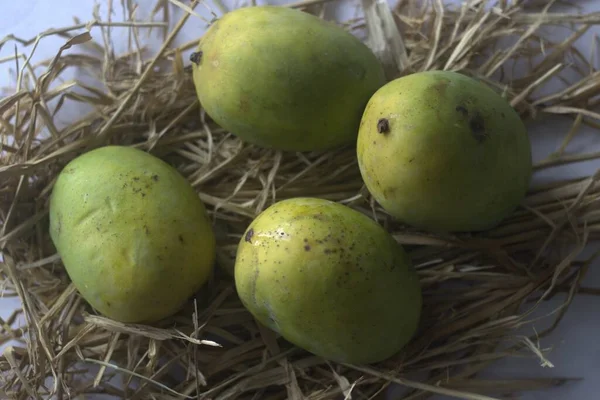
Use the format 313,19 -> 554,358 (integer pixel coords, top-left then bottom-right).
1,1 -> 600,399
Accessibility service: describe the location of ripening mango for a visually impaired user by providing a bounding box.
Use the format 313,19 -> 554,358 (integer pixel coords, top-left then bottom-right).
357,70 -> 532,232
190,6 -> 386,152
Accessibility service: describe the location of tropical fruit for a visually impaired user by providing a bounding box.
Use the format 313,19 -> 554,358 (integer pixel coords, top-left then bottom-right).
356,70 -> 532,232
190,6 -> 386,151
49,146 -> 216,323
234,197 -> 422,364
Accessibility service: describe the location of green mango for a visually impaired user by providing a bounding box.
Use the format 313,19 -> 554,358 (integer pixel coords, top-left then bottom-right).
357,70 -> 532,233
49,146 -> 216,323
190,6 -> 386,152
234,197 -> 422,364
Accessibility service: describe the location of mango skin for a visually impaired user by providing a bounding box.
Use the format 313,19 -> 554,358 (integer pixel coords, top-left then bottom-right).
357,70 -> 532,233
234,197 -> 422,364
49,146 -> 216,323
191,6 -> 386,152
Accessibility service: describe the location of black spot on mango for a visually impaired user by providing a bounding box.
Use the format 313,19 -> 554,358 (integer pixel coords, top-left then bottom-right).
245,228 -> 254,243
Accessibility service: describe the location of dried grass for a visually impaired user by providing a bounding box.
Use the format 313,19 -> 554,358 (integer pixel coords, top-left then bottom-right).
1,0 -> 600,399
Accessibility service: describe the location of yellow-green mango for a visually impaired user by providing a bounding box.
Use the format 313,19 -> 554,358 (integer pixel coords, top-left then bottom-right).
234,197 -> 422,364
357,70 -> 532,233
190,6 -> 386,152
49,146 -> 216,323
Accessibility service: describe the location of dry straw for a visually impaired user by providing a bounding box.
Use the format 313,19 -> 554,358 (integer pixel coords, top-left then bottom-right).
1,0 -> 599,398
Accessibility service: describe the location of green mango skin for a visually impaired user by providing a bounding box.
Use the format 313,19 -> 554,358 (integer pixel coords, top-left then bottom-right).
49,146 -> 216,323
234,197 -> 422,364
191,6 -> 386,152
357,70 -> 533,233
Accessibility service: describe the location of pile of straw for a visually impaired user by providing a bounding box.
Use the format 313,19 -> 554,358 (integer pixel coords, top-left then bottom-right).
2,0 -> 600,398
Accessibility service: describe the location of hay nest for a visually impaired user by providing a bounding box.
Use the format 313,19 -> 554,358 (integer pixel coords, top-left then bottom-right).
1,0 -> 600,398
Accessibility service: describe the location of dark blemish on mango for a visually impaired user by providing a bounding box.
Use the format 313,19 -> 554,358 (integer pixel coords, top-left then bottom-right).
377,118 -> 390,134
189,51 -> 203,65
304,245 -> 311,251
152,174 -> 159,181
133,177 -> 140,181
239,97 -> 250,112
383,186 -> 397,200
469,112 -> 487,143
501,112 -> 506,119
56,213 -> 62,235
455,105 -> 468,117
245,228 -> 254,243
178,234 -> 185,244
431,79 -> 450,95
106,301 -> 111,307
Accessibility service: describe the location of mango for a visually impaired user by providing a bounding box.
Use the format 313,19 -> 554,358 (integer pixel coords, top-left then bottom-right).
357,70 -> 532,233
48,146 -> 216,323
234,197 -> 422,364
190,6 -> 386,152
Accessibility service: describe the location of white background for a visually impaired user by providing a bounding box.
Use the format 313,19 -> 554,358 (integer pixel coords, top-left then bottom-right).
1,1 -> 599,399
